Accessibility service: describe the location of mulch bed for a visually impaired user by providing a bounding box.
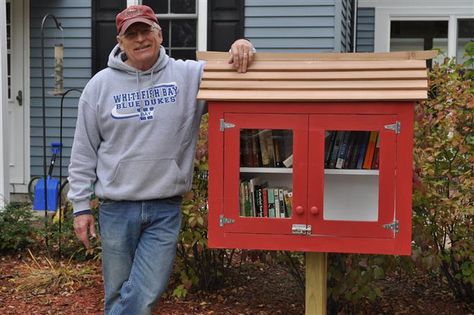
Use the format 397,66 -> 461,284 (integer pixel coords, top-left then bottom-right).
0,253 -> 472,315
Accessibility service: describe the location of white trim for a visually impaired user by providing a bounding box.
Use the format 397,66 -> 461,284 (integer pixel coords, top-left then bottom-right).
358,0 -> 474,7
11,0 -> 29,194
197,0 -> 207,51
374,6 -> 474,54
127,0 -> 139,6
0,0 -> 11,206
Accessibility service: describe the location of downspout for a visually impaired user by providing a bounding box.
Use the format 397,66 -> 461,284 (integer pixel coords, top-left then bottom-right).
353,0 -> 358,52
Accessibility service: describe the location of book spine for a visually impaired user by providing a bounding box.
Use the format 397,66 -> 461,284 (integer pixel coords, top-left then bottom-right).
262,187 -> 269,217
278,189 -> 286,218
343,132 -> 357,169
324,131 -> 337,168
264,130 -> 276,167
267,188 -> 275,217
328,131 -> 344,169
258,129 -> 270,167
239,181 -> 245,216
363,131 -> 379,169
274,188 -> 281,218
348,131 -> 362,169
243,181 -> 251,216
356,131 -> 370,169
335,131 -> 350,169
256,185 -> 263,217
371,134 -> 381,169
283,190 -> 293,217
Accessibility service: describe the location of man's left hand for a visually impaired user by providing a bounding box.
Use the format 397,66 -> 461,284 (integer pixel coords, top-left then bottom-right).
228,39 -> 255,73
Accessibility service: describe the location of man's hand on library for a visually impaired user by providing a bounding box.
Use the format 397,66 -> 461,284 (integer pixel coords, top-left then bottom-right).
228,39 -> 255,73
74,214 -> 97,249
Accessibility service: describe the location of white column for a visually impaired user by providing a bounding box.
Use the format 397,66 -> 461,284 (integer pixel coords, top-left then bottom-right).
198,0 -> 208,51
0,0 -> 10,207
447,15 -> 457,58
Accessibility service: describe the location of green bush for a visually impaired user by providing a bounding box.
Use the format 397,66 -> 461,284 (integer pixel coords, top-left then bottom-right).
0,202 -> 36,252
412,49 -> 474,302
173,114 -> 231,297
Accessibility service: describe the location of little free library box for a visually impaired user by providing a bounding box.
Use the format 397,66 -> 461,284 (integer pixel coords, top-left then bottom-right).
197,51 -> 435,256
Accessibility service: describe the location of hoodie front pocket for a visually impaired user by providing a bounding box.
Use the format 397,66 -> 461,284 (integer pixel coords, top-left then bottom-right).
110,158 -> 184,197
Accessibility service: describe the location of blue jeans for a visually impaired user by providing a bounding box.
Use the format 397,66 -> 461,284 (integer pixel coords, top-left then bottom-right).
98,197 -> 182,315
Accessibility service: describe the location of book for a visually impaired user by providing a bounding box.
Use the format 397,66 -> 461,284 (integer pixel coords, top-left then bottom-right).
347,131 -> 362,169
264,130 -> 277,166
356,131 -> 371,169
262,187 -> 269,217
335,131 -> 351,169
328,131 -> 345,169
240,130 -> 253,167
324,131 -> 337,168
283,154 -> 293,168
242,181 -> 252,216
267,188 -> 276,217
250,130 -> 261,167
255,184 -> 264,217
274,188 -> 281,218
363,131 -> 379,169
283,190 -> 293,217
258,130 -> 271,167
278,189 -> 286,218
371,133 -> 381,169
239,181 -> 246,216
343,132 -> 358,169
273,130 -> 284,167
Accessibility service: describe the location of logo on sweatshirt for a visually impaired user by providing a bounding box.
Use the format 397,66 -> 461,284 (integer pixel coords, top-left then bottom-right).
111,82 -> 178,120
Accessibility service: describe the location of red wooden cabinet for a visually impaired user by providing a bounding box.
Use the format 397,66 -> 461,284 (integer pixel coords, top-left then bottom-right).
198,51 -> 433,256
208,102 -> 414,255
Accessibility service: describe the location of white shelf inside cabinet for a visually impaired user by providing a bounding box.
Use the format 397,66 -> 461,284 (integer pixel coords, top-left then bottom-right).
324,169 -> 379,176
240,167 -> 293,174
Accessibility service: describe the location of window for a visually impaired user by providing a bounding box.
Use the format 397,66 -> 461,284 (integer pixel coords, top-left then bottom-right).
390,20 -> 447,64
142,0 -> 197,60
457,19 -> 474,64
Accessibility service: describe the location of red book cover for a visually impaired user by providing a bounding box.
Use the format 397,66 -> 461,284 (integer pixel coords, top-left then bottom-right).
262,187 -> 269,217
363,131 -> 379,169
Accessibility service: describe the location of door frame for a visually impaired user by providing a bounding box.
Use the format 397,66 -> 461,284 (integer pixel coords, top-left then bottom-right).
7,0 -> 30,193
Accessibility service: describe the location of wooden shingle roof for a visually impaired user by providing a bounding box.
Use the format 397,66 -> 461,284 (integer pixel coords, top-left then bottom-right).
197,51 -> 437,102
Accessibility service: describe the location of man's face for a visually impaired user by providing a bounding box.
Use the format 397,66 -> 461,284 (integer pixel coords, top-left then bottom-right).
117,22 -> 163,71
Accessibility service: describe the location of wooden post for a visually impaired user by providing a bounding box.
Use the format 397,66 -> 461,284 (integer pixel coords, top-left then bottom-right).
305,252 -> 327,315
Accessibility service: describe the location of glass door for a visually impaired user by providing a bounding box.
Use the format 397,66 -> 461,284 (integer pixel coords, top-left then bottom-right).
308,114 -> 398,238
222,113 -> 308,235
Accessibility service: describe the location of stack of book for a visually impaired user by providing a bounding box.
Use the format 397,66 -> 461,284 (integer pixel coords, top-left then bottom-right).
240,129 -> 292,167
239,177 -> 293,218
324,130 -> 380,169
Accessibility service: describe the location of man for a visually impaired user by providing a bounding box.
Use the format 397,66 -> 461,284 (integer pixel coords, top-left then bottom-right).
68,5 -> 255,315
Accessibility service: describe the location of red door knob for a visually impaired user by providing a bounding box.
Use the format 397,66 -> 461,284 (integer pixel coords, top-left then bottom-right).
310,206 -> 319,215
295,206 -> 304,215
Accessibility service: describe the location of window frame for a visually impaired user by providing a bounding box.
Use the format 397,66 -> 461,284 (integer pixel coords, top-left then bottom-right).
358,0 -> 474,58
134,0 -> 208,56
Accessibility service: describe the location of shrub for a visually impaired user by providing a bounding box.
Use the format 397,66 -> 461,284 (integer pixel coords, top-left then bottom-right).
173,114 -> 231,297
0,202 -> 36,252
412,50 -> 474,302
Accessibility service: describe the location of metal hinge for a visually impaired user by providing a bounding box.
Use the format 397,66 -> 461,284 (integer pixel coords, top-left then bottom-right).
383,220 -> 399,233
384,121 -> 401,134
292,224 -> 312,235
219,214 -> 235,227
220,119 -> 235,131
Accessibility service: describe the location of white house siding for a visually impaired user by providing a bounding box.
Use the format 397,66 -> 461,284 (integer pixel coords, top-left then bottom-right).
244,0 -> 339,52
356,7 -> 375,52
30,0 -> 91,177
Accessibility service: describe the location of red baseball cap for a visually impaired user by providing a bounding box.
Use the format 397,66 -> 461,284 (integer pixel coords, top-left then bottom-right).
116,5 -> 158,35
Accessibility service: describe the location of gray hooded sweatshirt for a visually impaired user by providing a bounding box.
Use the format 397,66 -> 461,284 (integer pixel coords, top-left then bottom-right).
67,45 -> 205,213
